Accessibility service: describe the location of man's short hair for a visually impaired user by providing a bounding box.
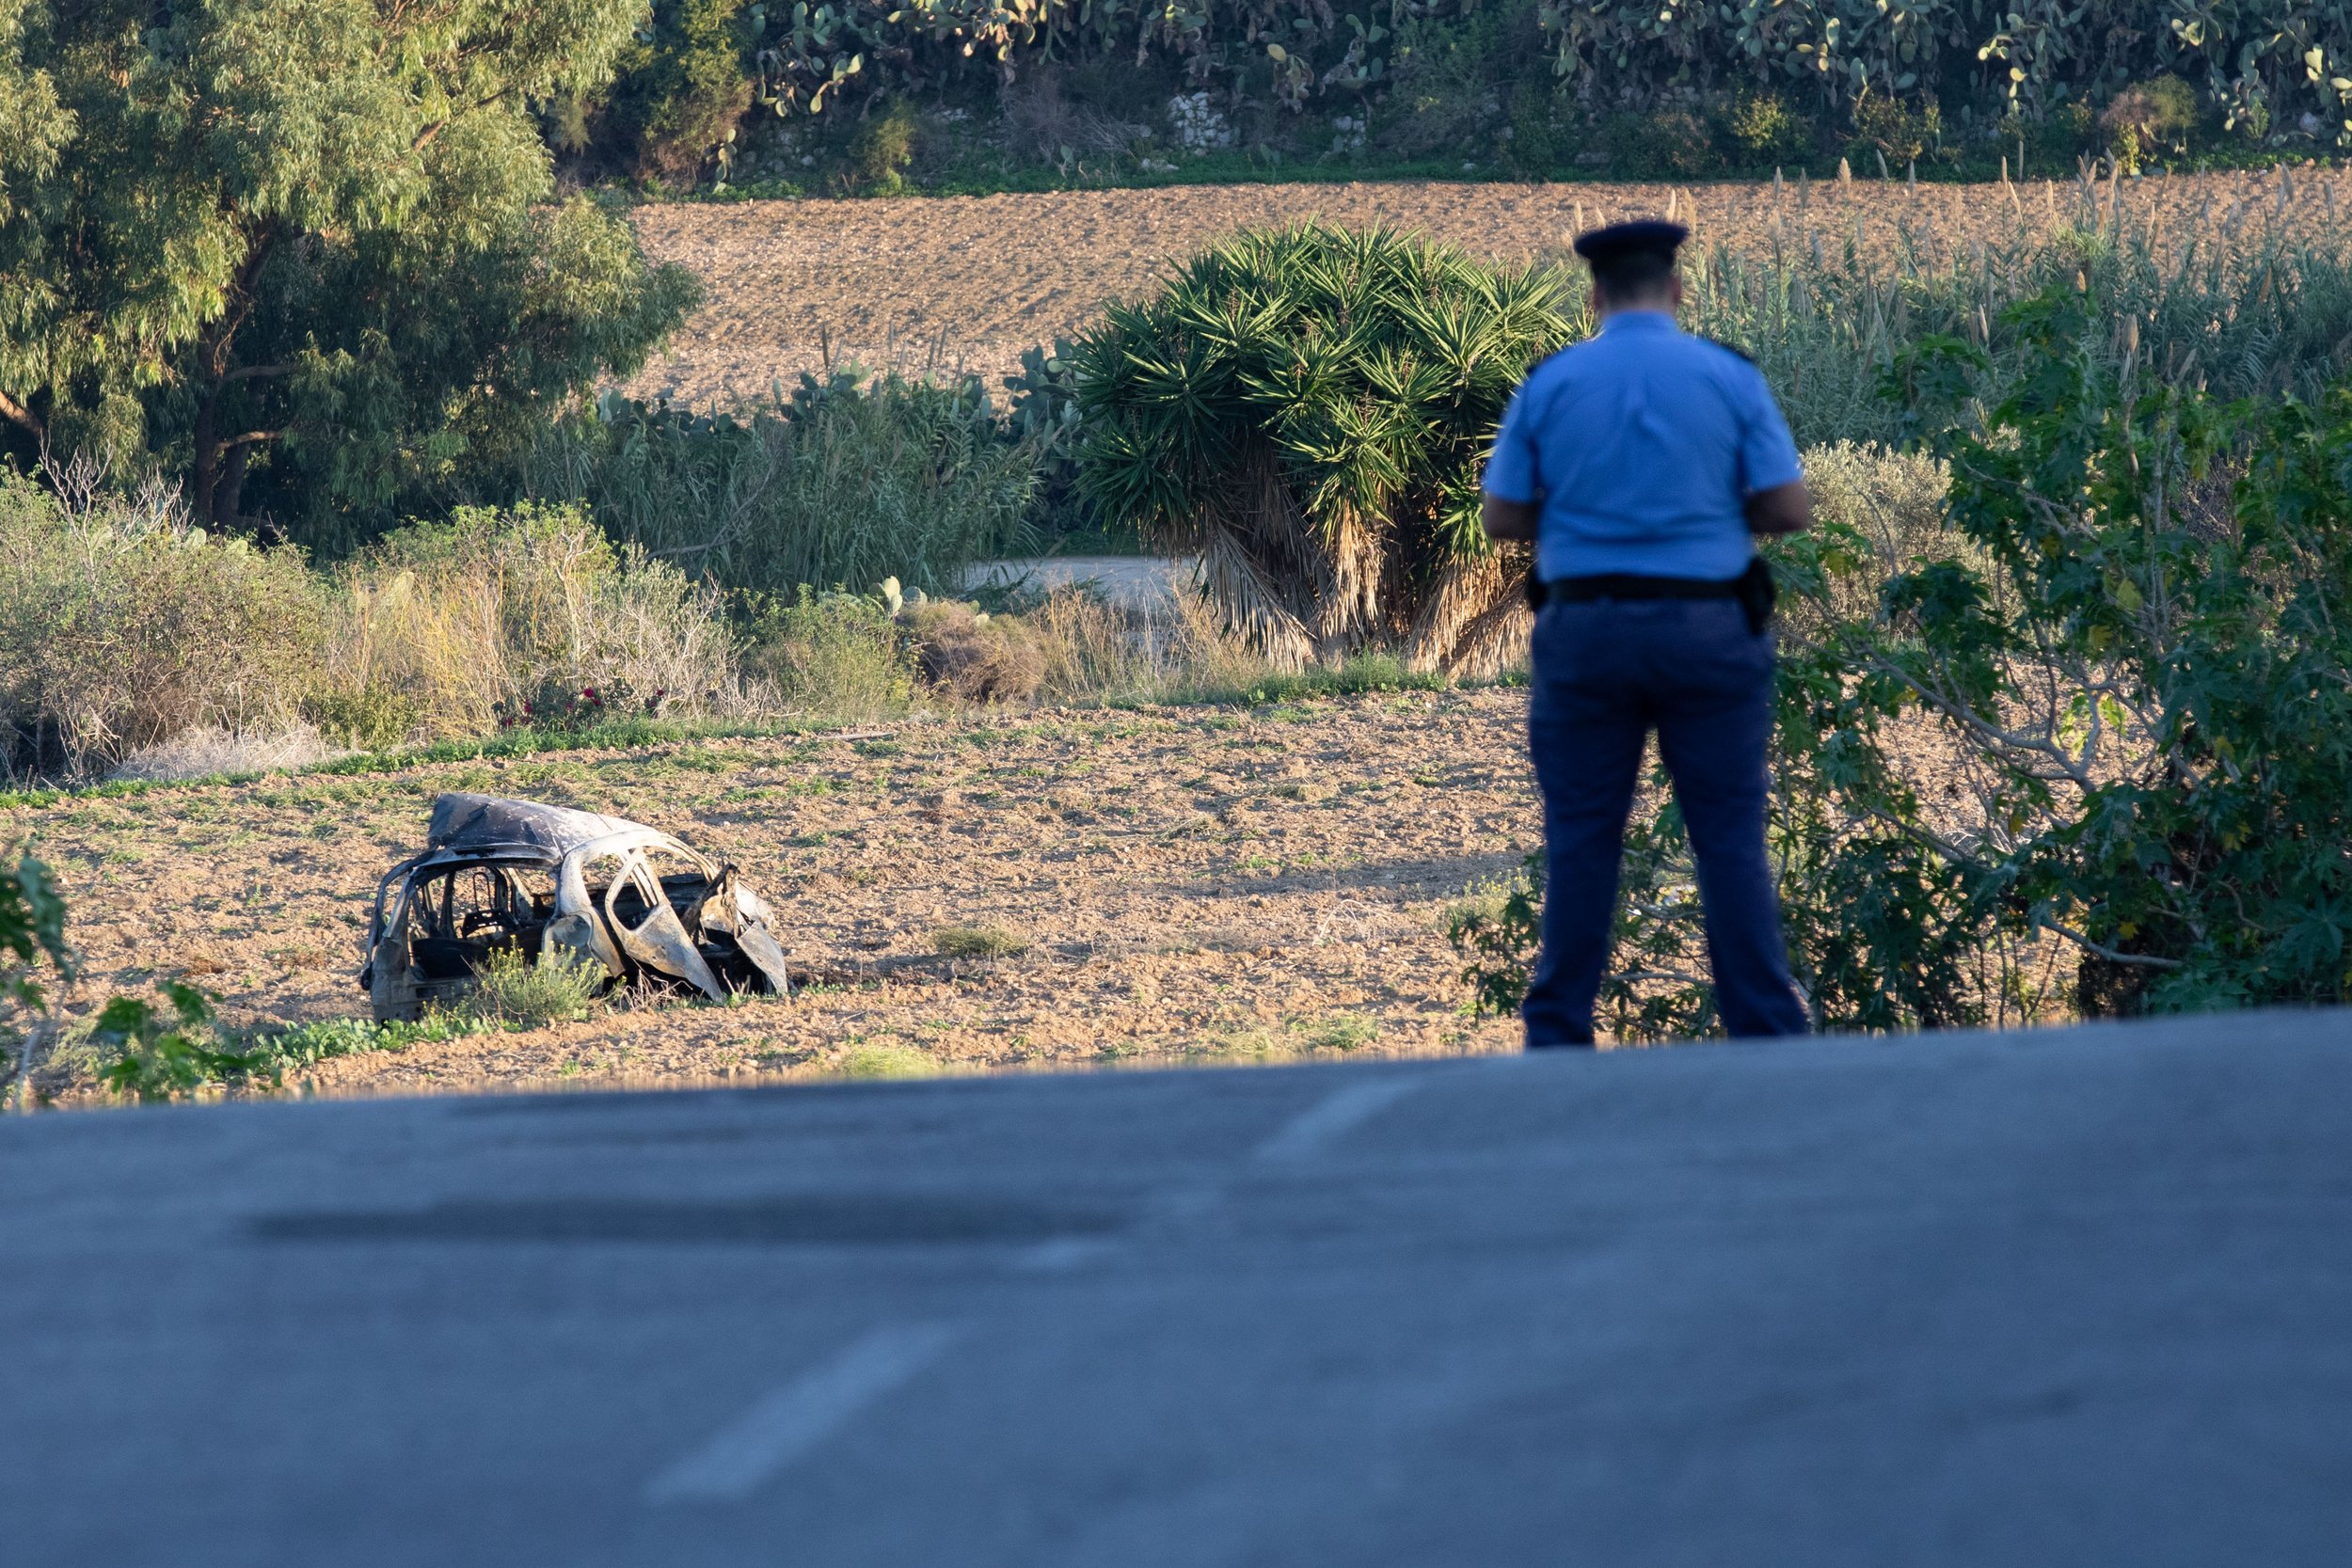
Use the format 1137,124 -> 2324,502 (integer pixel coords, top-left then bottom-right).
1589,246 -> 1676,299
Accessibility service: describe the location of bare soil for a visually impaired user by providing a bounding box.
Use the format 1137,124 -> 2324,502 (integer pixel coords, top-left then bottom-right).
13,689 -> 1537,1100
627,168 -> 2344,403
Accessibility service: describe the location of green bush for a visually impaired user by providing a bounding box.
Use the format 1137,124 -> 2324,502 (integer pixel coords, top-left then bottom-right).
324,502 -> 739,745
740,587 -> 917,718
1726,90 -> 1811,163
2102,77 -> 2200,172
605,0 -> 758,181
93,984 -> 263,1104
0,475 -> 328,779
464,947 -> 607,1028
1886,294 -> 2352,1012
0,848 -> 70,1108
1604,109 -> 1716,178
529,370 -> 1040,601
1073,225 -> 1570,675
853,104 -> 922,193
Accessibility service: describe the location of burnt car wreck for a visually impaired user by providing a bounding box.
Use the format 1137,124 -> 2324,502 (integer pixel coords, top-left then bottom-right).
361,793 -> 793,1023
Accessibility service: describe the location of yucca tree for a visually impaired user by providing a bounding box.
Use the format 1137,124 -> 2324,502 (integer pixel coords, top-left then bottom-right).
1073,226 -> 1576,674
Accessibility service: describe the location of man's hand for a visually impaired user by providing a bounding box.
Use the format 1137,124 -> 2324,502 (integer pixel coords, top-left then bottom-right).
1744,480 -> 1810,536
1482,493 -> 1540,544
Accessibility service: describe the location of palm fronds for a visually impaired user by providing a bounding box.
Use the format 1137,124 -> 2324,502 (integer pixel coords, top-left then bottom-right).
1073,224 -> 1571,674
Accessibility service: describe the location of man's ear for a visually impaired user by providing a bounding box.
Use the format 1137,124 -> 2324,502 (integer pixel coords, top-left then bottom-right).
1666,275 -> 1686,309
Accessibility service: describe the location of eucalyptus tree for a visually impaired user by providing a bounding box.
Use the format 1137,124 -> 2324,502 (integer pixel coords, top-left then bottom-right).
0,0 -> 698,542
1073,225 -> 1573,673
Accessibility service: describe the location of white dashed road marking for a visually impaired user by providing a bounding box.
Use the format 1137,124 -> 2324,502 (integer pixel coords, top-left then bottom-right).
1252,1077 -> 1422,1164
1014,1075 -> 1426,1275
644,1323 -> 961,1504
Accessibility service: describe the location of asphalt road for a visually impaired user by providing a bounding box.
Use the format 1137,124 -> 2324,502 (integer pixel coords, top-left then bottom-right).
6,1011 -> 2348,1566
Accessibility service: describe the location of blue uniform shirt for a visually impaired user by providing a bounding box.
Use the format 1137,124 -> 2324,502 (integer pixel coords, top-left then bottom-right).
1483,310 -> 1804,582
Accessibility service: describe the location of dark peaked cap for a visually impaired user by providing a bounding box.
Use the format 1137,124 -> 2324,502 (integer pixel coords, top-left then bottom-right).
1571,218 -> 1690,264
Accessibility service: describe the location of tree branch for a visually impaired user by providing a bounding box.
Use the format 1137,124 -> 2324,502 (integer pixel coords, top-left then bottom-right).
2036,919 -> 2185,969
222,363 -> 292,383
0,389 -> 40,438
216,429 -> 281,451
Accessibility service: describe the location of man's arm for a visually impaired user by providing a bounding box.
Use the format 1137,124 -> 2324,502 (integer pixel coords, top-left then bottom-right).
1482,493 -> 1540,544
1744,479 -> 1810,536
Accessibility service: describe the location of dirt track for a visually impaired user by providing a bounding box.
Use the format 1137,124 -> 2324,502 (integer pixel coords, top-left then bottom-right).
626,167 -> 2344,404
13,690 -> 1536,1100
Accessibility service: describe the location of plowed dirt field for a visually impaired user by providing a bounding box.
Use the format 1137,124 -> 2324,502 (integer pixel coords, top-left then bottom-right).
15,690 -> 1535,1100
627,167 -> 2343,404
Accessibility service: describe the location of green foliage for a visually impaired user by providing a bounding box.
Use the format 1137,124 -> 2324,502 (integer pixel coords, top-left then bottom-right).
0,847 -> 68,1106
0,0 -> 698,542
98,990 -> 495,1101
0,847 -> 67,1005
248,1013 -> 493,1074
464,947 -> 606,1028
853,103 -> 922,192
933,923 -> 1029,958
1538,2 -> 2349,145
2103,78 -> 2200,172
740,588 -> 918,718
1727,91 -> 1812,163
0,472 -> 328,779
529,369 -> 1040,599
94,983 -> 264,1103
1073,225 -> 1571,674
1891,292 -> 2352,1011
607,0 -> 758,180
1444,855 -> 1544,1018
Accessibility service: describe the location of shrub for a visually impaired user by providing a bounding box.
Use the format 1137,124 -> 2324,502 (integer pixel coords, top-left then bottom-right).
604,0 -> 758,181
853,103 -> 920,192
1023,585 -> 1266,704
528,370 -> 1040,601
321,502 -> 739,744
94,984 -> 263,1104
1886,293 -> 2352,1012
464,947 -> 607,1028
1726,91 -> 1810,163
0,849 -> 70,1109
1073,226 -> 1570,675
1606,109 -> 1716,178
0,475 -> 326,779
903,600 -> 1045,704
933,923 -> 1029,958
2102,78 -> 2198,172
740,587 -> 917,719
1443,857 -> 1542,1019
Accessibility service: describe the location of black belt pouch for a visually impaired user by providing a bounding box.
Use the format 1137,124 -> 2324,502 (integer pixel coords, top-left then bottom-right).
1735,556 -> 1777,635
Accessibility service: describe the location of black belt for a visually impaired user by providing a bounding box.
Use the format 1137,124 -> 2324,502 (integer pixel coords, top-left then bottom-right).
1545,573 -> 1740,603
1528,560 -> 1776,633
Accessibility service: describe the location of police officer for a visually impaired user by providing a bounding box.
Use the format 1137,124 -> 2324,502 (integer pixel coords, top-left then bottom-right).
1480,219 -> 1811,1046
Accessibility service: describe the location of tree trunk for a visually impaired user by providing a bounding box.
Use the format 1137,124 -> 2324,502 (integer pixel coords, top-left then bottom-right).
190,230 -> 278,531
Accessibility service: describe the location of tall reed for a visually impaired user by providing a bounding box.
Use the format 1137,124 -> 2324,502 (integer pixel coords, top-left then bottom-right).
1554,185 -> 2352,447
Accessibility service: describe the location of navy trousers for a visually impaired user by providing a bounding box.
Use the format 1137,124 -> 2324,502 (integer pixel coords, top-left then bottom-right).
1521,596 -> 1810,1045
